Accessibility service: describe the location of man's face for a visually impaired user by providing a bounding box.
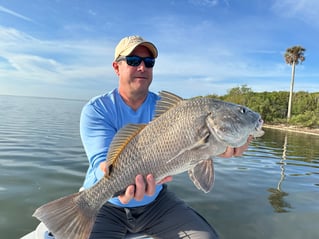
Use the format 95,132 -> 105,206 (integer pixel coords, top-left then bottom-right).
113,45 -> 154,95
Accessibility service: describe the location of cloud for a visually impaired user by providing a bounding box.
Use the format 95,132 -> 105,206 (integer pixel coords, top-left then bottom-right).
0,5 -> 34,22
271,0 -> 319,27
0,20 -> 286,99
188,0 -> 219,7
0,25 -> 115,98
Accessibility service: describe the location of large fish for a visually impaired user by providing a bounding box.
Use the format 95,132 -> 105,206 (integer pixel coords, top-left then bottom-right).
33,91 -> 264,239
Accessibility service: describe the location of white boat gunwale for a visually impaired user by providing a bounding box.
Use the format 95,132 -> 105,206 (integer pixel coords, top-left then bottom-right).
21,222 -> 152,239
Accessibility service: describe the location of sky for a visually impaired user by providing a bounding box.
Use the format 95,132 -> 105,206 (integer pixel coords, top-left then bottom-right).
0,0 -> 318,100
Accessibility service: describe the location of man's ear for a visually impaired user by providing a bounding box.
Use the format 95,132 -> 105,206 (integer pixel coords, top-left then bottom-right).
113,61 -> 120,76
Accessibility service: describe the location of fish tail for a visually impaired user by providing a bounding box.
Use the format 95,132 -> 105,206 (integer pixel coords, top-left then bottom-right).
33,191 -> 97,239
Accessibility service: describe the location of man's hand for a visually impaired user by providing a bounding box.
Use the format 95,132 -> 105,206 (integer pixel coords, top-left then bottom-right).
99,161 -> 172,204
118,174 -> 153,204
118,174 -> 173,204
219,135 -> 253,158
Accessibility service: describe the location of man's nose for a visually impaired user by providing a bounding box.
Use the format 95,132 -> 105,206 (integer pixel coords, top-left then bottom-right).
137,61 -> 146,71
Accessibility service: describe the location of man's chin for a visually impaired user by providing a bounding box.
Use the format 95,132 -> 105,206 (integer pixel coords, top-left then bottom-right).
134,79 -> 151,87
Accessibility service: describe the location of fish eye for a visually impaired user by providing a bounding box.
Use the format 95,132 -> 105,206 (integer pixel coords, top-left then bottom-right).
240,107 -> 247,114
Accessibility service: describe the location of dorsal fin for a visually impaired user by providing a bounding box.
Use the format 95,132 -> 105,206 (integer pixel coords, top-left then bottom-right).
155,91 -> 184,118
105,124 -> 146,176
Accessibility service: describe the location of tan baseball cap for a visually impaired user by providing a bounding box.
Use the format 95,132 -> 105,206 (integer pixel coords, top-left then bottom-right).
114,35 -> 158,61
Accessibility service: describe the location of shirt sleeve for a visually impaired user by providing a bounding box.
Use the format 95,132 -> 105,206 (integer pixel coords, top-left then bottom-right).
80,100 -> 117,183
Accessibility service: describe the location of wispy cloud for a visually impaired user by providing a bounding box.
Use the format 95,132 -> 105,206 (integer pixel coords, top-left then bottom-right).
188,0 -> 230,7
0,5 -> 34,23
0,26 -> 116,98
0,22 -> 294,99
188,0 -> 219,7
271,0 -> 319,27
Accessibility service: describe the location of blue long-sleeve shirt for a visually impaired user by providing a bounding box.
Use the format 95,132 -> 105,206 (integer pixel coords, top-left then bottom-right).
80,88 -> 163,207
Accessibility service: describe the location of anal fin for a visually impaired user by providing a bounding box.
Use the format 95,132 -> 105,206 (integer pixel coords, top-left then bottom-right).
188,159 -> 215,193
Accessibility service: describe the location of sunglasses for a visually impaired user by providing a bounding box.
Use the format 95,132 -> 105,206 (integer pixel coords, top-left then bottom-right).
117,56 -> 155,68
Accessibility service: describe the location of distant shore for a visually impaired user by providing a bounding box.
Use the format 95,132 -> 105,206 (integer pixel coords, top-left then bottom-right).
263,124 -> 319,136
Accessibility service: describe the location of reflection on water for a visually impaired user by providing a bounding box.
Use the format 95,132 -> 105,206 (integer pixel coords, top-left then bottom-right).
268,188 -> 291,213
1,95 -> 319,239
268,134 -> 291,213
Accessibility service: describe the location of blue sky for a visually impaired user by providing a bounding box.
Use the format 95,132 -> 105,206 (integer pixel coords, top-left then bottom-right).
0,0 -> 318,100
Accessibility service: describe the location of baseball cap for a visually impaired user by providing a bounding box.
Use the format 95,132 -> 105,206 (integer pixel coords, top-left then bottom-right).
114,35 -> 158,61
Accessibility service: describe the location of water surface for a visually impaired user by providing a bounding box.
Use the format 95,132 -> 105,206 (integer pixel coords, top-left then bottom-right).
0,95 -> 318,239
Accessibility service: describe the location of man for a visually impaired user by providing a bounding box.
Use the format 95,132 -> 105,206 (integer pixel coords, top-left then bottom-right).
80,35 -> 251,239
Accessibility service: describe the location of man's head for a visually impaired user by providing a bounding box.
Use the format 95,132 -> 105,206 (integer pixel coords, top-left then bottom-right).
113,36 -> 158,104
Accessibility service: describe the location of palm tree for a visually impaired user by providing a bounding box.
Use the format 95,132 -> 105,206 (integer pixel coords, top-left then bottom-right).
284,46 -> 306,121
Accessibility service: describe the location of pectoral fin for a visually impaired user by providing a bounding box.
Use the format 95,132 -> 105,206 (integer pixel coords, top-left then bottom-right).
188,159 -> 215,193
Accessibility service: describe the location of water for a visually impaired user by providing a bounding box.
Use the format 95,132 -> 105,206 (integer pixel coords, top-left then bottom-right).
1,95 -> 318,239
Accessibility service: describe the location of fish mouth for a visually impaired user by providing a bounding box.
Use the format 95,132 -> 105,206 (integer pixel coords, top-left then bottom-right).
252,117 -> 264,138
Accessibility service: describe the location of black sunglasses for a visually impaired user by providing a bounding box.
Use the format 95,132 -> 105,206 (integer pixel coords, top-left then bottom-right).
117,55 -> 155,68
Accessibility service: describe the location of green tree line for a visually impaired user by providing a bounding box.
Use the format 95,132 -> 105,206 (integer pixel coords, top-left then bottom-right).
208,85 -> 319,128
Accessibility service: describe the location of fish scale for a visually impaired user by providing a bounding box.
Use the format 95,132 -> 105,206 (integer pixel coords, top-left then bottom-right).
33,91 -> 264,239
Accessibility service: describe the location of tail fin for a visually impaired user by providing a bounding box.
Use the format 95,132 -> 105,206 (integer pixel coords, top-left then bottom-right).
33,191 -> 97,239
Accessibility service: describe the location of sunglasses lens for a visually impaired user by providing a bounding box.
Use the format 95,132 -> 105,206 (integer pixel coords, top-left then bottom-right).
125,56 -> 155,68
144,58 -> 155,68
126,56 -> 142,66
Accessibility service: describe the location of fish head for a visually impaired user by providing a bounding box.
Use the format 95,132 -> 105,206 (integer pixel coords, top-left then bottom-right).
205,100 -> 264,147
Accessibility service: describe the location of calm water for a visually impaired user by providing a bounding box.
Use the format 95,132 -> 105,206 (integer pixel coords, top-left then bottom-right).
1,95 -> 318,239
